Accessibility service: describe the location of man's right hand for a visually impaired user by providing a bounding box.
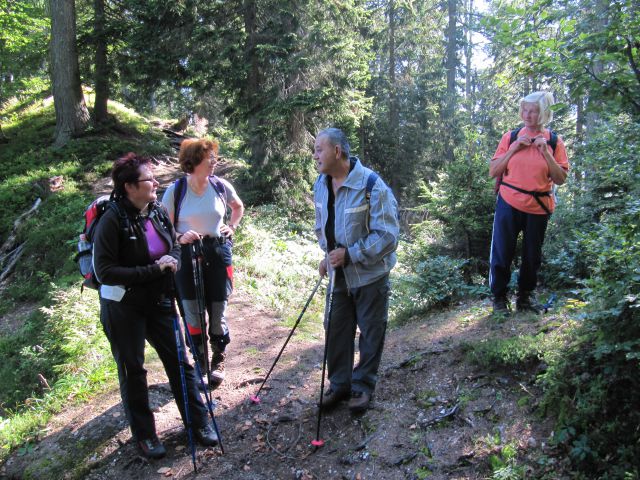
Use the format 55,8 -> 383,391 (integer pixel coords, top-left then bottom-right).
319,258 -> 327,277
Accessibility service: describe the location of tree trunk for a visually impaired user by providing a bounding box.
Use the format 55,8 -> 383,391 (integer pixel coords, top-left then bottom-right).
244,0 -> 267,166
388,0 -> 399,136
443,0 -> 458,162
464,0 -> 472,101
93,0 -> 109,124
50,0 -> 89,146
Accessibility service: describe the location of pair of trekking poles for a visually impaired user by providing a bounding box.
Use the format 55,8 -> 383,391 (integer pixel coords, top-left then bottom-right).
169,238 -> 224,472
249,271 -> 336,449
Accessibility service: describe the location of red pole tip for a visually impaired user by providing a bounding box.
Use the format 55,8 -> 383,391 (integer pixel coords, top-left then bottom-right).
311,439 -> 324,447
250,395 -> 261,404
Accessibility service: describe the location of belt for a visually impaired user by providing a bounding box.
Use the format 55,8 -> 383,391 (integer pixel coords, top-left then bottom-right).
202,235 -> 227,245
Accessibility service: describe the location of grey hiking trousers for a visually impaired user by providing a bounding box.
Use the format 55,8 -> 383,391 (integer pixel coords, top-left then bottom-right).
324,274 -> 390,395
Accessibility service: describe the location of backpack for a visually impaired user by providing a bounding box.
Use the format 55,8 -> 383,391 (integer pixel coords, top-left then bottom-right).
494,127 -> 559,215
172,176 -> 227,226
75,194 -> 128,291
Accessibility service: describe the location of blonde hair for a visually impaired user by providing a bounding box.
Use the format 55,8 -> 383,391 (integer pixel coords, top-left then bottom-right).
519,91 -> 554,127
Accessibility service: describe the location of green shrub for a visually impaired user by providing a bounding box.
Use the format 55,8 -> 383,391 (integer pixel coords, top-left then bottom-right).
392,255 -> 469,323
463,333 -> 548,370
539,115 -> 640,476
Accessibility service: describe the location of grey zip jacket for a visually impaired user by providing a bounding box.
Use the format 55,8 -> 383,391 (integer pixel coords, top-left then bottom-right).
314,158 -> 399,289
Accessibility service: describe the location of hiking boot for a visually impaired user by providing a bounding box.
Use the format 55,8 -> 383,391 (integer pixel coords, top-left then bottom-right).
318,387 -> 350,409
492,296 -> 510,315
194,423 -> 219,447
210,351 -> 226,386
516,293 -> 542,314
348,391 -> 372,414
138,437 -> 166,459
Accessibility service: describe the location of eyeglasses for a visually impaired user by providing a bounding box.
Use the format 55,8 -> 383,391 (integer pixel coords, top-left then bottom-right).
134,177 -> 157,183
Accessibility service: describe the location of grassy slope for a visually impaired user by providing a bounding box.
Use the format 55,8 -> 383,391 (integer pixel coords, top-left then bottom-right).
0,91 -> 327,462
0,91 -> 171,459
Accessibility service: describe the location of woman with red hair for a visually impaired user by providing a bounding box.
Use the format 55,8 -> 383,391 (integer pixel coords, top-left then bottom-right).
162,139 -> 244,387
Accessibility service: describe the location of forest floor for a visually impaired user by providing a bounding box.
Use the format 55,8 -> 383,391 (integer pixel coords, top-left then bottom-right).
0,157 -> 568,480
1,291 -> 568,480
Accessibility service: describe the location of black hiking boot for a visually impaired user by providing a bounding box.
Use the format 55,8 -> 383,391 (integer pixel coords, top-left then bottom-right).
194,422 -> 219,447
318,387 -> 350,409
492,296 -> 510,315
516,292 -> 543,314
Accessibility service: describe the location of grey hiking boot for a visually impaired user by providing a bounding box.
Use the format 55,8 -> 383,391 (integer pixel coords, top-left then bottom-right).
348,391 -> 372,413
138,436 -> 166,459
516,292 -> 542,314
210,350 -> 225,385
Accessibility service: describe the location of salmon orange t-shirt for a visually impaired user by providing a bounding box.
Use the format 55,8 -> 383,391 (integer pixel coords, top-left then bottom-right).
492,129 -> 570,214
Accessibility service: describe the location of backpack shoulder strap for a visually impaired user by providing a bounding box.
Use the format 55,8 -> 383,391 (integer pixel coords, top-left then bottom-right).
509,127 -> 523,145
365,171 -> 379,232
173,177 -> 188,226
547,129 -> 558,153
209,175 -> 228,219
365,172 -> 379,201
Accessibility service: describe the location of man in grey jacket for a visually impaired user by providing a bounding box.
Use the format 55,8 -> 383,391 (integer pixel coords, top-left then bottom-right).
313,128 -> 399,413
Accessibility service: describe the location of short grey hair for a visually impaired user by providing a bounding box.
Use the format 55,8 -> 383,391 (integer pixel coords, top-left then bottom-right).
519,91 -> 555,127
317,128 -> 350,159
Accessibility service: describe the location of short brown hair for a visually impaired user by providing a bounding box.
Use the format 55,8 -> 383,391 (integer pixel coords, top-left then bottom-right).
112,152 -> 152,197
178,138 -> 219,174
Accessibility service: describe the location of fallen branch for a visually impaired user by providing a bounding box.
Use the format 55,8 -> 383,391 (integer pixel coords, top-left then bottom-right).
237,377 -> 266,388
419,403 -> 459,428
353,432 -> 377,451
389,348 -> 451,370
0,244 -> 25,283
1,198 -> 41,253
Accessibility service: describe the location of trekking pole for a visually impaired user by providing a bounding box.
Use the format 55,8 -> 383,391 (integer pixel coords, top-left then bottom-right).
312,271 -> 335,449
191,238 -> 213,389
170,301 -> 198,472
250,276 -> 323,405
173,274 -> 225,455
183,323 -> 226,454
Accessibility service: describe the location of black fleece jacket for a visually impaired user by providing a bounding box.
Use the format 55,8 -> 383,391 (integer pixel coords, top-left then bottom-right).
93,198 -> 180,305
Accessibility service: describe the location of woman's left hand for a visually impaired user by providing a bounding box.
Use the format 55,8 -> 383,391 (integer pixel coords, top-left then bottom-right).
156,255 -> 178,273
220,224 -> 235,237
533,135 -> 548,153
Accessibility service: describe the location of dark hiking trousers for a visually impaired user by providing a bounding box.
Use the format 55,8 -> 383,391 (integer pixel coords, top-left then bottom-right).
325,274 -> 390,395
489,194 -> 549,298
176,238 -> 233,337
100,297 -> 208,441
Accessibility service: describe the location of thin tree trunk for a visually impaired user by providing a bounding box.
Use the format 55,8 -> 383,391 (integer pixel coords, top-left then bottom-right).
443,0 -> 458,162
244,0 -> 267,166
50,0 -> 89,146
93,0 -> 109,124
388,0 -> 399,135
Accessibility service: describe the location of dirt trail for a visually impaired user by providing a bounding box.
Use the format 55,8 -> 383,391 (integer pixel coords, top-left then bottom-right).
0,155 -> 562,479
1,290 -> 561,480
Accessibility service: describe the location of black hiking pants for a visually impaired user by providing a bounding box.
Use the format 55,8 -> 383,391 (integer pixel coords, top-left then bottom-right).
99,297 -> 209,441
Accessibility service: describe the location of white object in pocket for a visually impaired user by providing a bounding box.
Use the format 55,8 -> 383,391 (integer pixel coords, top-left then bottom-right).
100,284 -> 126,302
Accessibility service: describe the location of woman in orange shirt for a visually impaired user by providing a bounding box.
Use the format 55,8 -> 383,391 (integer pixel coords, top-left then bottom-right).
489,91 -> 569,314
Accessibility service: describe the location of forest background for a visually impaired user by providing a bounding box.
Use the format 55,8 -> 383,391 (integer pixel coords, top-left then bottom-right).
0,0 -> 638,478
